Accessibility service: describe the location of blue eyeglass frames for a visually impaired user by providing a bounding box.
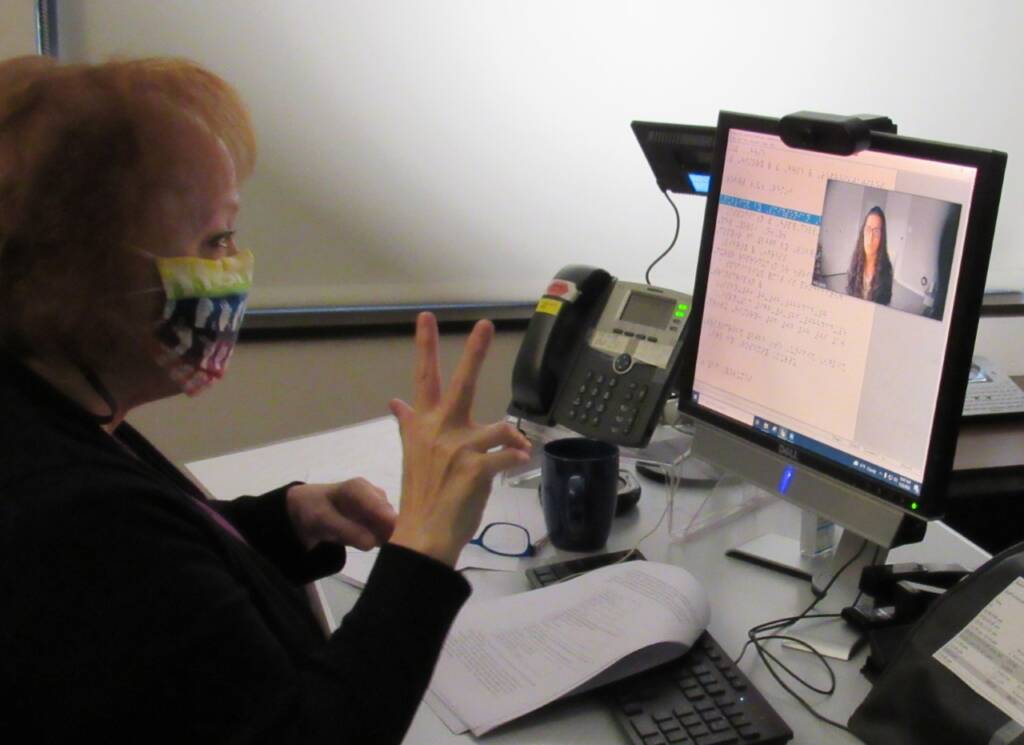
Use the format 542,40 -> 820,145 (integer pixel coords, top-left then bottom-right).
468,521 -> 544,558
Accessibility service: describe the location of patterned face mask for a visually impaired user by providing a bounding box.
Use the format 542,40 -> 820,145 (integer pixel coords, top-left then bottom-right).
150,249 -> 254,396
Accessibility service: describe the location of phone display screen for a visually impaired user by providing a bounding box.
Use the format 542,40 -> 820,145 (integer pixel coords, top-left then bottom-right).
620,292 -> 675,329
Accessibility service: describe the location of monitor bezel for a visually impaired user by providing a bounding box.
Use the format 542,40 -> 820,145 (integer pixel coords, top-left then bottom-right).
678,111 -> 1006,520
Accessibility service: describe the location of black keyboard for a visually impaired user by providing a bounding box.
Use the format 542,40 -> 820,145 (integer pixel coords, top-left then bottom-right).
526,551 -> 793,745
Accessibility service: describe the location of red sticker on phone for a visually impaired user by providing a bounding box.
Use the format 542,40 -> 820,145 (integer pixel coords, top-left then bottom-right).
545,280 -> 579,302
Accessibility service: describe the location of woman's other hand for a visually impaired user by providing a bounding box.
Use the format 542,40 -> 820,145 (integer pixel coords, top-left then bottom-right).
286,480 -> 397,551
388,313 -> 532,566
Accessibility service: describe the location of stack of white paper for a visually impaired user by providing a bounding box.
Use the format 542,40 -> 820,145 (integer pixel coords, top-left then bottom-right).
425,561 -> 710,735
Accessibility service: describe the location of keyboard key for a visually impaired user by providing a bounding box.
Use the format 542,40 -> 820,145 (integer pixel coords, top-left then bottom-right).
696,733 -> 739,745
679,712 -> 702,727
737,723 -> 761,741
666,731 -> 691,744
632,719 -> 660,738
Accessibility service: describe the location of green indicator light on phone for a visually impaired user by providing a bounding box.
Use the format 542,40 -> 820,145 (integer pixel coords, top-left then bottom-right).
911,502 -> 919,510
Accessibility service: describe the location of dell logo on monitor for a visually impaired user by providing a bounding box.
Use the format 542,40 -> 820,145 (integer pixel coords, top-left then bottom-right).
778,443 -> 799,461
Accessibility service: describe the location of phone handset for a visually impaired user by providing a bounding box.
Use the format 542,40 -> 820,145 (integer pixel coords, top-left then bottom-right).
508,266 -> 612,421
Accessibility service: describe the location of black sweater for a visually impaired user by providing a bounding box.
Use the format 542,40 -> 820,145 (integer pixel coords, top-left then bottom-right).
0,354 -> 470,744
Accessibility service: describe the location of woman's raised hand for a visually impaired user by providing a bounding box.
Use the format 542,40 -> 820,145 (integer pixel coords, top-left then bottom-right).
388,313 -> 532,566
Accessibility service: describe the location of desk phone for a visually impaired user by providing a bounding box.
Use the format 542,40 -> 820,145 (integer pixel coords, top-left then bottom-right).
509,265 -> 692,448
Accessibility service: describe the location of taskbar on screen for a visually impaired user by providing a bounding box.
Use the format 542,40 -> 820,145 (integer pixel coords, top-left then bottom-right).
750,416 -> 921,497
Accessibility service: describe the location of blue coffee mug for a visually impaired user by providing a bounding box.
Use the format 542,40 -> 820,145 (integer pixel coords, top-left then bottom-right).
541,438 -> 619,551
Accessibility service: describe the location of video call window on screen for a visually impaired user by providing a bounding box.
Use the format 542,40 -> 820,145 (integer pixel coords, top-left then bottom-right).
811,180 -> 962,321
692,128 -> 978,496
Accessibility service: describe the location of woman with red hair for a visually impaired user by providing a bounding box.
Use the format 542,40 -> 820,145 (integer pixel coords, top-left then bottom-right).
0,56 -> 529,743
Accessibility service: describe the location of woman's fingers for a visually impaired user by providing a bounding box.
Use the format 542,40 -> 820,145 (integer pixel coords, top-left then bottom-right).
329,478 -> 397,544
443,319 -> 494,422
389,397 -> 413,420
413,312 -> 443,411
466,420 -> 532,454
474,447 -> 532,482
316,509 -> 380,551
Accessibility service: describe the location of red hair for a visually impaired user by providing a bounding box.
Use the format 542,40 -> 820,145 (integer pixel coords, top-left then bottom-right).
0,56 -> 256,360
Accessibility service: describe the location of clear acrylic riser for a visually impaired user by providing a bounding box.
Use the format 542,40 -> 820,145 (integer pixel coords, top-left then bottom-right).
501,418 -> 775,543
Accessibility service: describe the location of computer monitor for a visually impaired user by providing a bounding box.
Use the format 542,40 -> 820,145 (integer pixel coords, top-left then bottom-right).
678,112 -> 1006,598
631,121 -> 716,195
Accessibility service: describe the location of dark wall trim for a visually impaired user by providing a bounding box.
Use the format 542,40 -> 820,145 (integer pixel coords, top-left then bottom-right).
244,301 -> 533,330
240,301 -> 534,340
980,291 -> 1024,317
35,0 -> 59,57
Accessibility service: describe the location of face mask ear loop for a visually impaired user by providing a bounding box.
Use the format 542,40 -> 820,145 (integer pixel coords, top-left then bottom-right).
73,359 -> 118,426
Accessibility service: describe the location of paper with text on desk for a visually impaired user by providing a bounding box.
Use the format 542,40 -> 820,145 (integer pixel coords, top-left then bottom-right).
935,577 -> 1024,726
426,560 -> 710,736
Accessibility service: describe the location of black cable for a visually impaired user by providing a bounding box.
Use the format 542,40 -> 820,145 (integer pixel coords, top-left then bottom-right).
750,629 -> 840,695
752,634 -> 854,733
735,538 -> 867,666
644,189 -> 680,285
850,545 -> 880,610
733,538 -> 870,736
515,417 -> 526,437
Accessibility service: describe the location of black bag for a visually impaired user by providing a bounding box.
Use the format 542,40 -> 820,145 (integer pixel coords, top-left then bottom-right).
849,541 -> 1024,745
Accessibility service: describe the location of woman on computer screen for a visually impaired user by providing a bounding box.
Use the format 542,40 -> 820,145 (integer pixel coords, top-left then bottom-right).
846,205 -> 894,305
0,56 -> 529,744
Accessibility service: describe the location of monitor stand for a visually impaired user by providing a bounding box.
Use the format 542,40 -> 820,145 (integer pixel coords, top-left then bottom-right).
690,422 -> 929,659
729,524 -> 887,595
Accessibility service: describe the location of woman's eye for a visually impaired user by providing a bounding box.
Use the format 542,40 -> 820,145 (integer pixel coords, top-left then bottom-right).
207,232 -> 235,251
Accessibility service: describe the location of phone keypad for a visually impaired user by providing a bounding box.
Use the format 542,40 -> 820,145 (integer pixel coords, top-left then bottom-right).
565,369 -> 648,437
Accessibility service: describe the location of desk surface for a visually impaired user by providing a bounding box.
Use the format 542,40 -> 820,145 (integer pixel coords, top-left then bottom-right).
316,459 -> 990,744
189,418 -> 991,745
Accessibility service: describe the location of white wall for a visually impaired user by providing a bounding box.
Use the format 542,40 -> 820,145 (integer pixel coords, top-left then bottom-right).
56,0 -> 1024,310
1,1 -> 38,58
